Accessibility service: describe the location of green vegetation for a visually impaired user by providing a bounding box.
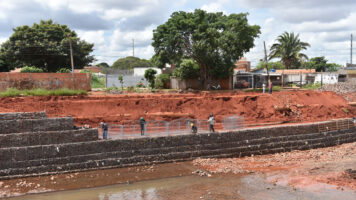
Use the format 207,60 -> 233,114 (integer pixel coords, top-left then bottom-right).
91,74 -> 105,88
0,55 -> 11,72
172,59 -> 199,80
155,74 -> 170,89
301,83 -> 322,90
20,66 -> 44,73
152,9 -> 260,85
0,88 -> 87,97
96,62 -> 109,68
302,56 -> 341,72
256,61 -> 285,70
118,75 -> 124,90
0,19 -> 94,72
56,68 -> 71,73
111,56 -> 152,70
342,108 -> 349,113
269,32 -> 310,68
144,68 -> 157,88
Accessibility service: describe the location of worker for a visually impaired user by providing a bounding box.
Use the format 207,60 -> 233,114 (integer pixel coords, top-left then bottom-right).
140,117 -> 146,136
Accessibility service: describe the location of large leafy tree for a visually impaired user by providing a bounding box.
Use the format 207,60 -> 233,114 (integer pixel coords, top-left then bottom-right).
269,32 -> 310,69
0,20 -> 95,72
0,54 -> 12,72
111,56 -> 152,70
152,9 -> 260,86
302,56 -> 341,72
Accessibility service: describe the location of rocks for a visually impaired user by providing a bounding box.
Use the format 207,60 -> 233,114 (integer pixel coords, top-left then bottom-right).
192,170 -> 211,177
345,169 -> 356,179
318,80 -> 356,95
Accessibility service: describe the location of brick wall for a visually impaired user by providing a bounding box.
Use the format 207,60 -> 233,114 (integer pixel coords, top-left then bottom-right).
0,73 -> 91,91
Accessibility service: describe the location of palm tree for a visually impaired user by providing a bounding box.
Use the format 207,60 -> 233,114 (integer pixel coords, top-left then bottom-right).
269,32 -> 310,69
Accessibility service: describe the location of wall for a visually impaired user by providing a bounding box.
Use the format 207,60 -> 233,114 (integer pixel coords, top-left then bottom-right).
133,67 -> 162,76
0,116 -> 355,179
106,74 -> 148,88
170,77 -> 232,90
0,73 -> 91,91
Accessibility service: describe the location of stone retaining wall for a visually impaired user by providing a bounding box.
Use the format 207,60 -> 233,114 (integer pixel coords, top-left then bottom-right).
0,129 -> 98,148
0,112 -> 46,121
0,117 -> 73,134
0,115 -> 355,179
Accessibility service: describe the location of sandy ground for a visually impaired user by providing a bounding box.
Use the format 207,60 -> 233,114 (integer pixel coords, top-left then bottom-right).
194,142 -> 356,191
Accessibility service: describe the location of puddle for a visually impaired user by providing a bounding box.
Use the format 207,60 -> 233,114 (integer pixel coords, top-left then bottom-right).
7,174 -> 355,200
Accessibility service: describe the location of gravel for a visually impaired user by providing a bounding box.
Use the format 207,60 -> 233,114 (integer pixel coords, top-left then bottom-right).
318,80 -> 356,94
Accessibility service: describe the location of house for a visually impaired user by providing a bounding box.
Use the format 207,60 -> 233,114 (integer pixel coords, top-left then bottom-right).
234,57 -> 251,73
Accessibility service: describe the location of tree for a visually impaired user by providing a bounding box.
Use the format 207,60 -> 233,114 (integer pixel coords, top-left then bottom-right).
152,9 -> 260,87
97,62 -> 109,68
111,56 -> 152,70
172,59 -> 200,80
0,55 -> 12,72
269,32 -> 310,69
144,68 -> 157,88
256,61 -> 285,70
0,20 -> 95,72
302,56 -> 341,72
118,75 -> 124,90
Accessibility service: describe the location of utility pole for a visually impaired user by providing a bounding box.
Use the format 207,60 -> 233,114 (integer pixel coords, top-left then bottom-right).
68,34 -> 74,73
351,34 -> 353,64
264,41 -> 270,86
132,39 -> 135,57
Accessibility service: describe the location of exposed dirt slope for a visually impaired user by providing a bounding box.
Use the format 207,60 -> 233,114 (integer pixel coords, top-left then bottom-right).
0,90 -> 354,127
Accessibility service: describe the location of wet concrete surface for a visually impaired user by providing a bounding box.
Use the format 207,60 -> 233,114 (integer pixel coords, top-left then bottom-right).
6,174 -> 356,200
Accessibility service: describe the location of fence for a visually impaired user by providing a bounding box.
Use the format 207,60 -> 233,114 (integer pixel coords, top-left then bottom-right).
105,115 -> 245,139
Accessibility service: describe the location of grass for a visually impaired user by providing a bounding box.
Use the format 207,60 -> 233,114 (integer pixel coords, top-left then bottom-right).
91,74 -> 105,88
301,83 -> 322,90
0,88 -> 87,97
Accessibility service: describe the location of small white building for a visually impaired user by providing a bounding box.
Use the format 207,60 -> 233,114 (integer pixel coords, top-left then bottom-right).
133,67 -> 162,76
314,72 -> 338,84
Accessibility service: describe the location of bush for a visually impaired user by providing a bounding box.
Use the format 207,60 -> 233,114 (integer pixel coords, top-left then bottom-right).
20,66 -> 44,73
136,82 -> 145,88
172,59 -> 199,80
144,68 -> 157,88
155,74 -> 170,89
57,68 -> 71,73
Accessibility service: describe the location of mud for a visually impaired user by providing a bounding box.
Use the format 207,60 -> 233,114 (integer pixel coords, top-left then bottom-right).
194,142 -> 356,191
1,143 -> 355,199
0,91 -> 354,127
5,173 -> 356,200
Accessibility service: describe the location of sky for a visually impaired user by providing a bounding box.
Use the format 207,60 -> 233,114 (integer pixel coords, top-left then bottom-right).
0,0 -> 355,66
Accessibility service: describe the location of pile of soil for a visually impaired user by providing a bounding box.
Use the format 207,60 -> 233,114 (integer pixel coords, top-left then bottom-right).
0,90 -> 354,127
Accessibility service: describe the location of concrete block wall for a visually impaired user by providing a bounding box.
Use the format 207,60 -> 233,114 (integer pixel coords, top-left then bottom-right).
0,116 -> 355,179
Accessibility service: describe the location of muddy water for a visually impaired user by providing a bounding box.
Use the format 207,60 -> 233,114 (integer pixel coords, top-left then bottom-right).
8,174 -> 355,200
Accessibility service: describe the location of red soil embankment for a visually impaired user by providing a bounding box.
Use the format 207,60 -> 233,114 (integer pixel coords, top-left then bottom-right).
0,90 -> 354,127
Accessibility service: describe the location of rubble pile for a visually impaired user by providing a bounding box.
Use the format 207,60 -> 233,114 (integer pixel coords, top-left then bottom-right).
318,80 -> 356,94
